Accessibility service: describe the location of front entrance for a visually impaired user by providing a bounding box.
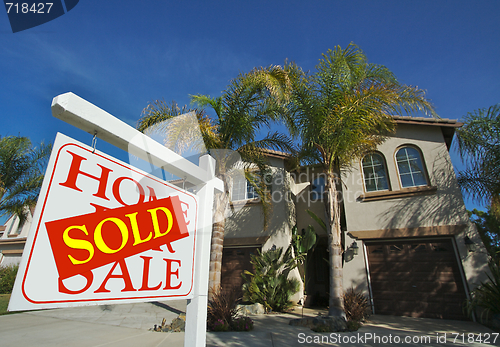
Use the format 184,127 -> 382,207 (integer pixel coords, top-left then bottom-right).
220,246 -> 259,300
304,237 -> 330,307
366,238 -> 469,320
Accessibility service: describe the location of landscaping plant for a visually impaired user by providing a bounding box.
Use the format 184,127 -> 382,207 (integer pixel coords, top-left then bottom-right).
206,286 -> 254,332
242,246 -> 300,312
343,288 -> 370,323
231,317 -> 254,331
466,261 -> 500,322
0,264 -> 18,294
206,286 -> 239,331
291,224 -> 317,297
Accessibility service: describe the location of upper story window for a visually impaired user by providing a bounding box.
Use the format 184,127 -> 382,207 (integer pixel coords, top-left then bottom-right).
310,176 -> 326,201
232,175 -> 257,201
395,146 -> 428,188
362,153 -> 389,192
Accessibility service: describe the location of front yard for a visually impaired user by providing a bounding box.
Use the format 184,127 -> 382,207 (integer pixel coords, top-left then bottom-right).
0,294 -> 10,315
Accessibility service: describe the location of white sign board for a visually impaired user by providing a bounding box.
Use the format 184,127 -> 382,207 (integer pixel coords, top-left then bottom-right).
9,133 -> 198,311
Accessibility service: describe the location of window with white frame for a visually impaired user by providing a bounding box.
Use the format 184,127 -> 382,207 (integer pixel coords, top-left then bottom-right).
231,175 -> 258,201
362,153 -> 389,192
395,146 -> 428,188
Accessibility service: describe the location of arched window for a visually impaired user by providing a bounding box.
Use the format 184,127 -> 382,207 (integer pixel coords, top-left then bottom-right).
395,146 -> 428,188
362,153 -> 389,192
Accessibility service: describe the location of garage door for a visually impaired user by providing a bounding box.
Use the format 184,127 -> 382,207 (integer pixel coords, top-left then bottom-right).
366,238 -> 468,320
221,247 -> 259,300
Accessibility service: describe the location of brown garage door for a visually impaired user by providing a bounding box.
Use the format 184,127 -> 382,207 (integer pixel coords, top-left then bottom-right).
366,238 -> 469,320
221,247 -> 259,300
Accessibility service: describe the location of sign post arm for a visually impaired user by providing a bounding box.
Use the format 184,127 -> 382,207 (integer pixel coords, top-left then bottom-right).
51,92 -> 208,186
185,154 -> 218,347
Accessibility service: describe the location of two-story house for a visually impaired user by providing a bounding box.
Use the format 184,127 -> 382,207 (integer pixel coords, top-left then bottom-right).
221,116 -> 488,320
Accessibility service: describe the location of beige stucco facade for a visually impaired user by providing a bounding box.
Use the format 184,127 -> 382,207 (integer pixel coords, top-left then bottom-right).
237,118 -> 490,313
223,154 -> 303,302
0,209 -> 33,267
340,121 -> 489,300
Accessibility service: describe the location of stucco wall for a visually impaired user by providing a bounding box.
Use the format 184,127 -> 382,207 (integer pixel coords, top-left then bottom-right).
343,124 -> 468,232
225,156 -> 293,248
223,156 -> 303,302
0,213 -> 32,267
293,166 -> 328,238
1,212 -> 33,239
342,123 -> 489,293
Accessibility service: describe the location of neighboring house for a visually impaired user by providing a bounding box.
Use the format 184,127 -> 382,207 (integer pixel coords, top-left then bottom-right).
220,117 -> 489,320
0,207 -> 34,267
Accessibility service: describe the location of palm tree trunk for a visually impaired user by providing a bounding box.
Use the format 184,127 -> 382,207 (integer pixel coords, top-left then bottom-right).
208,187 -> 229,298
325,172 -> 345,318
209,219 -> 225,291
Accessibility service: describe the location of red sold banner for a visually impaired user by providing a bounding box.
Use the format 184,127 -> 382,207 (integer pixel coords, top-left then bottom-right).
45,196 -> 188,280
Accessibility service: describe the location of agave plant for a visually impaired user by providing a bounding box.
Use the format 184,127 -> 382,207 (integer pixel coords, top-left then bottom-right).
242,246 -> 300,312
465,261 -> 500,322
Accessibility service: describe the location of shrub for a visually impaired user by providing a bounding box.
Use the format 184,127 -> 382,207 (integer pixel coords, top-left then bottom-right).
346,320 -> 362,331
231,316 -> 254,331
206,286 -> 239,331
466,261 -> 500,322
311,324 -> 330,333
206,287 -> 254,332
209,319 -> 229,332
343,288 -> 370,322
0,265 -> 19,294
242,246 -> 300,312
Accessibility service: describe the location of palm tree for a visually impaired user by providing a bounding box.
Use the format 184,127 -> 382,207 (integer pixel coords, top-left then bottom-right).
284,43 -> 436,317
455,104 -> 500,215
0,136 -> 51,224
137,66 -> 293,292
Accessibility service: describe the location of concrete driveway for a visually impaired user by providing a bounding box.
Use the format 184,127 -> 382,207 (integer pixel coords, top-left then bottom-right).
0,302 -> 498,346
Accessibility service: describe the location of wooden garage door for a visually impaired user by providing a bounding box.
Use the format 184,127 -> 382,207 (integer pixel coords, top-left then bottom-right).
221,247 -> 259,300
366,239 -> 468,320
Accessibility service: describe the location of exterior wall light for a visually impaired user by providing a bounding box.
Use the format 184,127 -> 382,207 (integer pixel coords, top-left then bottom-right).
464,236 -> 476,252
350,241 -> 359,256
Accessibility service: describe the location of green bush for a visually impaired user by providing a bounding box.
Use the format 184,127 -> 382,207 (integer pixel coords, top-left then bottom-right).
242,246 -> 300,312
343,288 -> 370,322
346,320 -> 362,331
231,316 -> 254,331
0,265 -> 19,294
311,324 -> 330,333
209,319 -> 230,332
466,261 -> 500,322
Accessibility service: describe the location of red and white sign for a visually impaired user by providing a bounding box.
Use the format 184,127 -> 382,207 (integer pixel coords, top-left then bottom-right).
9,133 -> 198,310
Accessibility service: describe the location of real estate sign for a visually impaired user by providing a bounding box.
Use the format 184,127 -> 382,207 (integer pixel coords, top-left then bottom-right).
9,132 -> 199,310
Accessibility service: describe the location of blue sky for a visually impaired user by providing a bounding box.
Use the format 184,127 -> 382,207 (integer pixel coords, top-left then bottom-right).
1,0 -> 499,213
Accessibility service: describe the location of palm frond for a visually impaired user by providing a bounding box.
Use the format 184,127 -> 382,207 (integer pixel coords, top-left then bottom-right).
0,136 -> 50,221
306,209 -> 327,231
455,104 -> 500,206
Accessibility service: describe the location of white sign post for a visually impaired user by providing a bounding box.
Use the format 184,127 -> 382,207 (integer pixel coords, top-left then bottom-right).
9,92 -> 222,347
